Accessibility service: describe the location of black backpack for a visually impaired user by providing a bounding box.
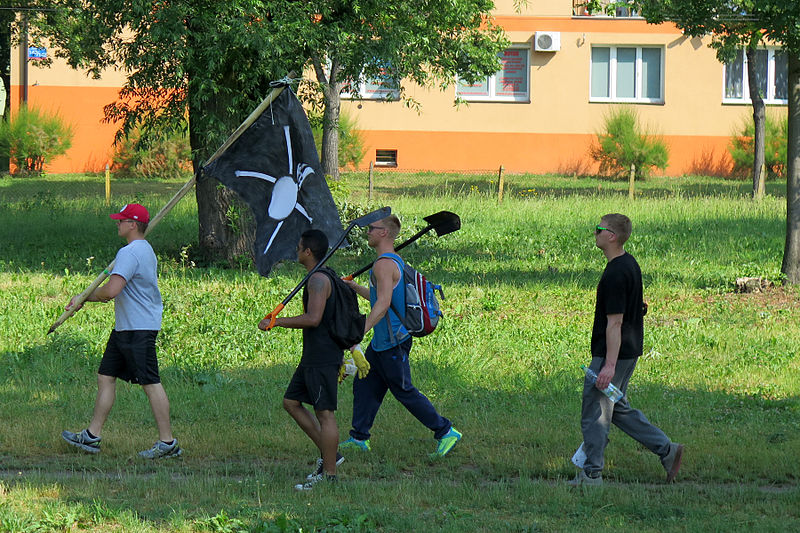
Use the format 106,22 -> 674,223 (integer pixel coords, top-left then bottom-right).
319,267 -> 366,349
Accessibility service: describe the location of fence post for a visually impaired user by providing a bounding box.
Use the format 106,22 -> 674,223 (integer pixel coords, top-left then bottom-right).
628,163 -> 635,200
497,165 -> 505,204
105,163 -> 111,206
368,160 -> 374,202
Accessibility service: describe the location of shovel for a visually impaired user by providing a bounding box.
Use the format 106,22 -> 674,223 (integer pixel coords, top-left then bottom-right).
261,206 -> 391,330
343,210 -> 461,280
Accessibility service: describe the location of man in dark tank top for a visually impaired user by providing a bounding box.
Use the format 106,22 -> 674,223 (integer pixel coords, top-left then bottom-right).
259,229 -> 345,491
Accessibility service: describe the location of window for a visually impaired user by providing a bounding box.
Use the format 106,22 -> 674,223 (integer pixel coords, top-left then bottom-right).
375,149 -> 397,167
341,63 -> 400,100
456,47 -> 530,102
723,48 -> 787,104
590,46 -> 663,103
573,0 -> 640,17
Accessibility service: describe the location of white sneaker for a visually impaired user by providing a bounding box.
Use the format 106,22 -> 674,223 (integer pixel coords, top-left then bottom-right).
294,473 -> 336,491
307,452 -> 345,480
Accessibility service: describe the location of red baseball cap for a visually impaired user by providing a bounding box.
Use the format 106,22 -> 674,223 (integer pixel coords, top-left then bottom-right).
109,203 -> 150,223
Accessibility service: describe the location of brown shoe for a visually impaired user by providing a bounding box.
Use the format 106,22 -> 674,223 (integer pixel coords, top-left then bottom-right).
663,443 -> 684,483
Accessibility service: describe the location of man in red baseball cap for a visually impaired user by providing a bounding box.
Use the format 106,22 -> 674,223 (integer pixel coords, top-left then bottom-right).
62,203 -> 182,459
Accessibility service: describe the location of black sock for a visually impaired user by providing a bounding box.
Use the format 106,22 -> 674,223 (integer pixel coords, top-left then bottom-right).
86,429 -> 98,440
161,439 -> 175,446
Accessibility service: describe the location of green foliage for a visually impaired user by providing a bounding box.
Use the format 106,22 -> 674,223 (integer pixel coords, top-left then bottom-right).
29,0 -> 509,182
310,110 -> 366,170
0,106 -> 73,175
590,106 -> 669,179
112,126 -> 192,180
729,112 -> 788,178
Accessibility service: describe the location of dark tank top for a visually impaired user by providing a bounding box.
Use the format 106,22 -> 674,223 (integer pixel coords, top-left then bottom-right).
300,271 -> 343,366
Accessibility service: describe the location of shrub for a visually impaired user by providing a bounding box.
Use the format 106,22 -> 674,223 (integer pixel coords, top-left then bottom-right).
728,112 -> 787,179
589,106 -> 668,180
0,106 -> 73,175
112,126 -> 192,179
310,110 -> 366,170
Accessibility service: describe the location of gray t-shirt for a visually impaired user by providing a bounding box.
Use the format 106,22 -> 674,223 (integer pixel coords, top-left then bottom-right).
111,239 -> 163,331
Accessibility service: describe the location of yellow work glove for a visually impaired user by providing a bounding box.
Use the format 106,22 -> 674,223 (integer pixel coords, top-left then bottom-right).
339,356 -> 357,384
350,344 -> 370,379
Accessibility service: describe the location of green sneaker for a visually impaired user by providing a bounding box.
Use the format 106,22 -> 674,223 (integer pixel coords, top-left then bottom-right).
339,437 -> 370,451
432,427 -> 462,457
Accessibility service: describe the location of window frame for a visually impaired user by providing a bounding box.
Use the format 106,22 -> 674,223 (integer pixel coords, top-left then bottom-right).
722,48 -> 788,105
455,45 -> 531,103
589,45 -> 665,104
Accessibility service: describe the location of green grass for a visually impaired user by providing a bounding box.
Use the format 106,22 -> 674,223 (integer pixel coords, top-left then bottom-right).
1,173 -> 799,532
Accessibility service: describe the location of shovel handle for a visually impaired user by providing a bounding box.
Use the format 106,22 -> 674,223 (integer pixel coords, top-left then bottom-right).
262,303 -> 284,331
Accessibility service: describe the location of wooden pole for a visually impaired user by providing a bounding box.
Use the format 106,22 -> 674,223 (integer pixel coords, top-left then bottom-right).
368,160 -> 374,202
497,165 -> 505,204
48,76 -> 294,334
104,163 -> 110,206
628,163 -> 635,200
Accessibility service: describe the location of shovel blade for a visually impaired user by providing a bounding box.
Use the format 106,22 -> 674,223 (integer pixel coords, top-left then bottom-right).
350,206 -> 391,228
423,210 -> 461,236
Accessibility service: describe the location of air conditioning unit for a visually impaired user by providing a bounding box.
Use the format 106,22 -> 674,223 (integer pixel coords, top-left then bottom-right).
535,31 -> 561,52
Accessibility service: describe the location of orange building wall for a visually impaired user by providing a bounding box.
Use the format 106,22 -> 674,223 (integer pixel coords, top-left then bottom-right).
358,130 -> 732,176
10,84 -> 123,173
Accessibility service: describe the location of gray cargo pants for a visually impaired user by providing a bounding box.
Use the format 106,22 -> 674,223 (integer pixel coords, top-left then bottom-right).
580,356 -> 672,475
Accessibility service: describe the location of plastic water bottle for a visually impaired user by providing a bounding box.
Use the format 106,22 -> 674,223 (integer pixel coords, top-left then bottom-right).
581,365 -> 624,403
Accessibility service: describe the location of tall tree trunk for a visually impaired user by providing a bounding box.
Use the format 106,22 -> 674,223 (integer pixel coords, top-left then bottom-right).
311,54 -> 342,181
781,54 -> 800,283
183,17 -> 256,267
189,96 -> 255,267
746,47 -> 767,200
320,81 -> 342,181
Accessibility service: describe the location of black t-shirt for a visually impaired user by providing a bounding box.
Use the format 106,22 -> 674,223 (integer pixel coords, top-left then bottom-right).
300,270 -> 343,367
591,252 -> 644,359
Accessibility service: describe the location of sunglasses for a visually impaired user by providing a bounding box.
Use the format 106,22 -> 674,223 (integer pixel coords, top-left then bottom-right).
595,225 -> 615,235
367,225 -> 385,232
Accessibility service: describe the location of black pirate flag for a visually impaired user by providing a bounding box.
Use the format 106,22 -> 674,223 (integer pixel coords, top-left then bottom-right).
203,86 -> 343,276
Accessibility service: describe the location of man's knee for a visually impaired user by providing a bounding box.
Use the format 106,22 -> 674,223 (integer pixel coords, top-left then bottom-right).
315,409 -> 336,426
283,397 -> 301,413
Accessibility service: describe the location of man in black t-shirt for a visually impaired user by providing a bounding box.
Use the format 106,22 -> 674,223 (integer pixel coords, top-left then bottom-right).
570,214 -> 684,486
258,230 -> 346,491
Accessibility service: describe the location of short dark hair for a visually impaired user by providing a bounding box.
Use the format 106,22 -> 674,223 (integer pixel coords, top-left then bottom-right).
300,229 -> 328,261
135,221 -> 148,234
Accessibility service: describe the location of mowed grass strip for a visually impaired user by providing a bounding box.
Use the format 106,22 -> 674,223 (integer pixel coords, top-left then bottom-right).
0,173 -> 798,532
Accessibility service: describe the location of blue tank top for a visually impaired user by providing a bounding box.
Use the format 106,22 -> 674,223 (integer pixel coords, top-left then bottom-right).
369,253 -> 410,351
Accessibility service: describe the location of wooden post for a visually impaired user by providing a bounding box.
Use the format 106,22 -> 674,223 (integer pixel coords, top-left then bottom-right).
628,163 -> 635,200
104,163 -> 110,206
368,160 -> 374,202
497,165 -> 505,204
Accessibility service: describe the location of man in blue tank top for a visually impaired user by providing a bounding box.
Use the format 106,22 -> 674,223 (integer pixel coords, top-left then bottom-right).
341,214 -> 461,457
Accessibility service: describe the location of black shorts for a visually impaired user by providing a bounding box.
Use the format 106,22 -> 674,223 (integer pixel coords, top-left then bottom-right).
98,330 -> 161,385
284,364 -> 339,411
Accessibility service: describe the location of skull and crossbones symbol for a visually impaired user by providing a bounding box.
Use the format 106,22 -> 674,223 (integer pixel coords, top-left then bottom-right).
235,125 -> 314,255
